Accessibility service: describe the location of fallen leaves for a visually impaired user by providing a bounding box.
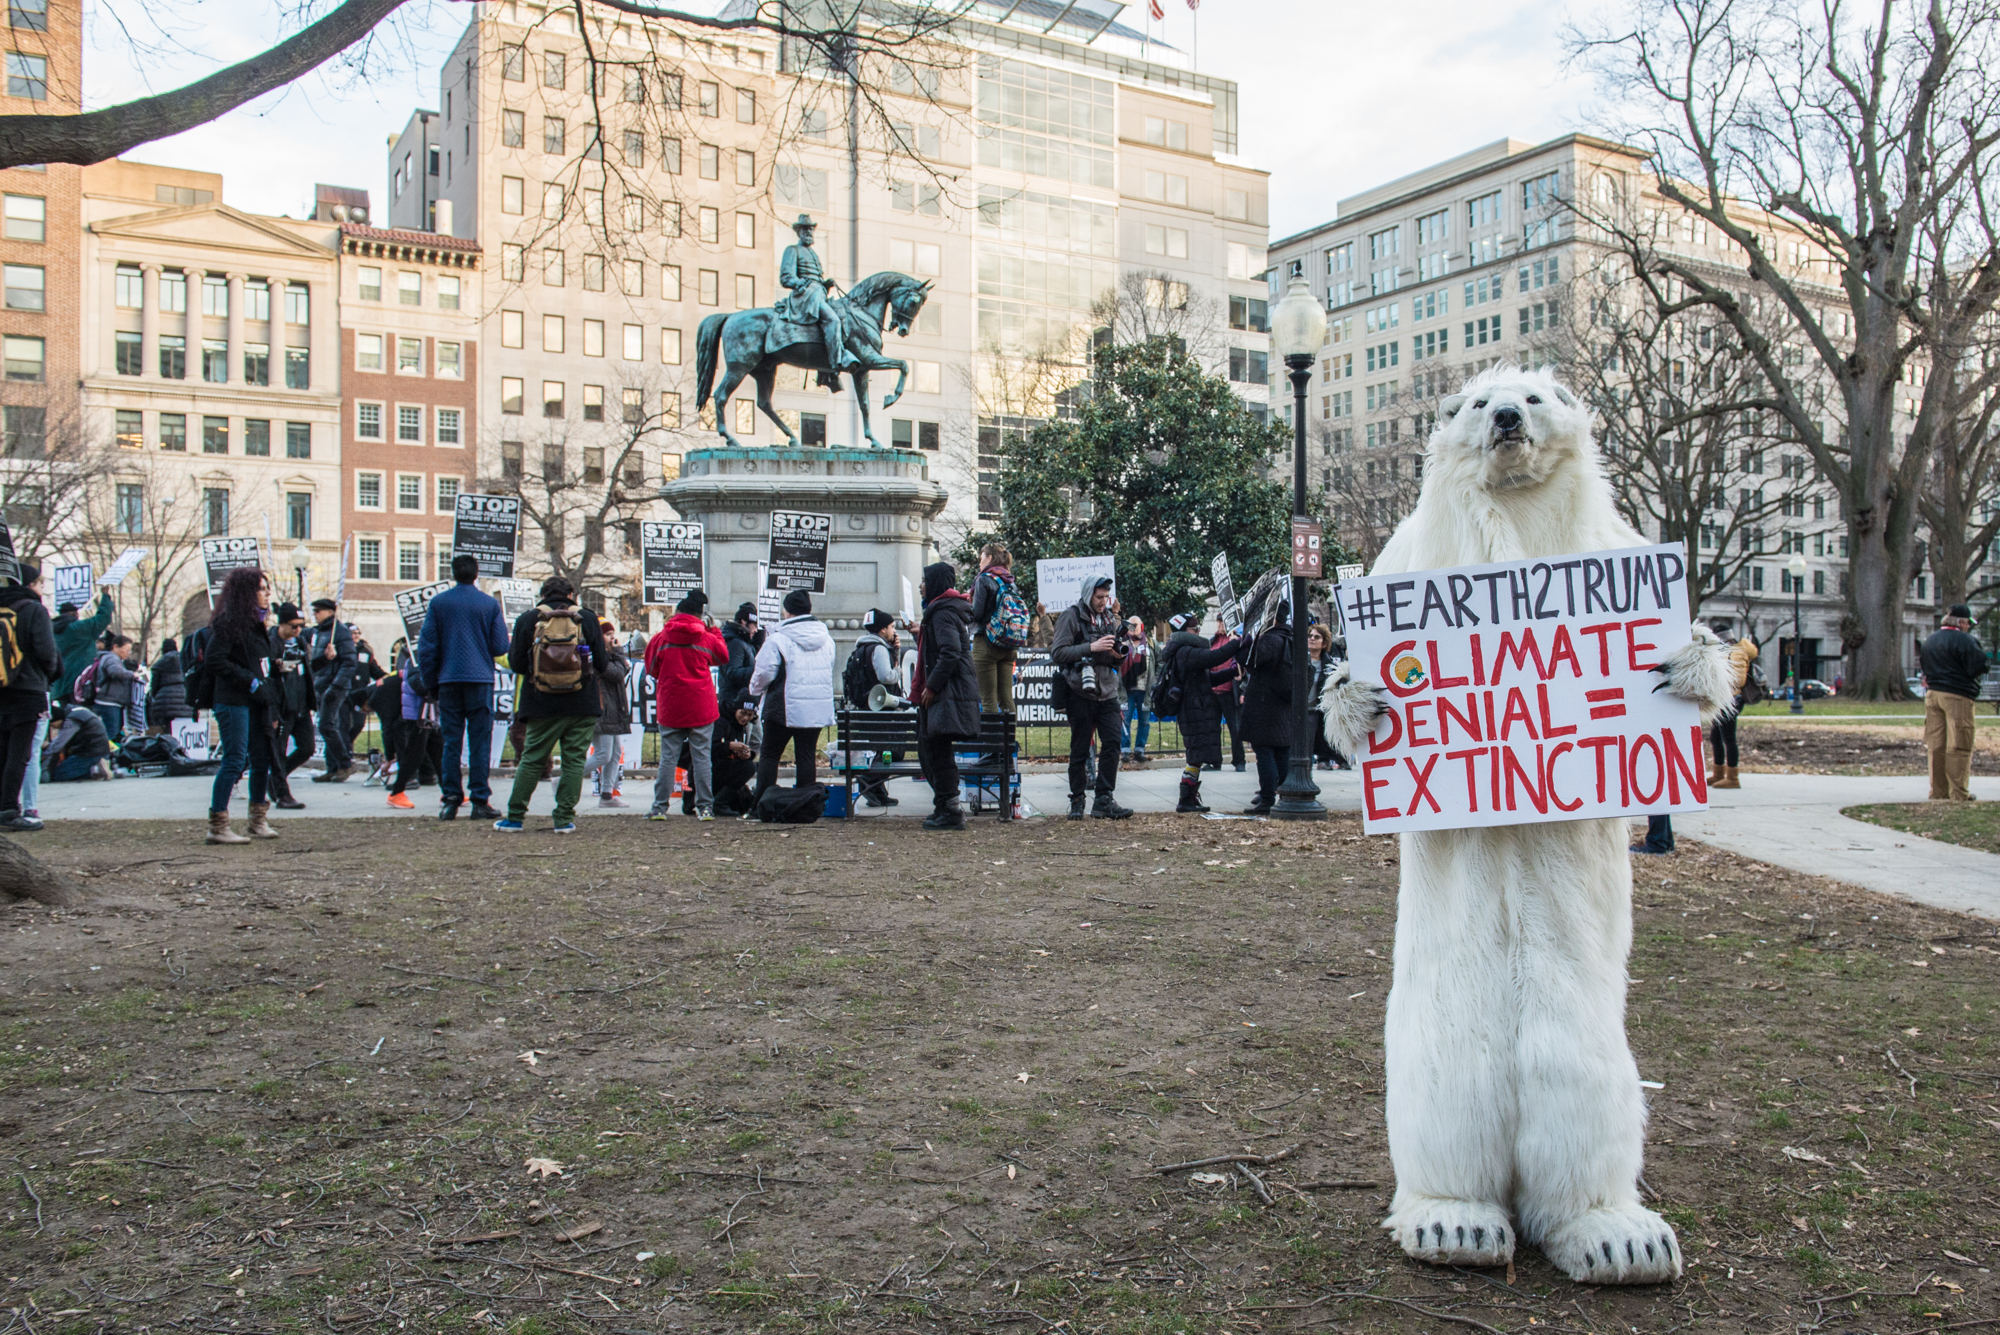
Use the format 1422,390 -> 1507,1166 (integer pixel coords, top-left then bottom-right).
524,1157 -> 564,1179
517,1049 -> 548,1066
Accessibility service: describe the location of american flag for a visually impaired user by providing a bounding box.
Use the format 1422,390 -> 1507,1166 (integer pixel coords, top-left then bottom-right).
1187,0 -> 1199,9
1149,0 -> 1164,17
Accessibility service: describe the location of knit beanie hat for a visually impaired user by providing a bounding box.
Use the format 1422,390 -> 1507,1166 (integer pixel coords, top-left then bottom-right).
677,589 -> 709,615
782,588 -> 812,616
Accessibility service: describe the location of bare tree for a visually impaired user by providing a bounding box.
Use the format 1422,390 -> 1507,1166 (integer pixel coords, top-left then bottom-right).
1533,255 -> 1823,614
1919,355 -> 2000,607
1089,270 -> 1226,367
76,456 -> 207,656
1317,417 -> 1422,568
1575,0 -> 2000,696
0,394 -> 115,569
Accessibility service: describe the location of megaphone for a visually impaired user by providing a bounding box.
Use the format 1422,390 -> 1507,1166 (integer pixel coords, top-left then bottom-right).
868,683 -> 896,711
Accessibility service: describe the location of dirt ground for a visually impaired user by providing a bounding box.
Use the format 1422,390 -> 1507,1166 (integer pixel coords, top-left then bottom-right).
1,815 -> 1996,1335
1737,723 -> 2000,777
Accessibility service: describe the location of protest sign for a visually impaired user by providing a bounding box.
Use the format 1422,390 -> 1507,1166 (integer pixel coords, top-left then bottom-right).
452,494 -> 522,577
393,579 -> 454,641
1035,555 -> 1115,608
1210,554 -> 1239,631
171,717 -> 210,762
1337,542 -> 1705,834
100,547 -> 147,586
200,536 -> 262,601
49,564 -> 93,610
1013,648 -> 1063,724
496,578 -> 536,623
334,536 -> 350,607
0,519 -> 14,586
641,521 -> 704,604
767,510 -> 831,591
900,575 -> 916,625
1335,563 -> 1365,584
755,560 -> 783,623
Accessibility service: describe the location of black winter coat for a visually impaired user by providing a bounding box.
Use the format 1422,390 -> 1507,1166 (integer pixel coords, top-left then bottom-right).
507,601 -> 610,721
0,582 -> 59,726
267,629 -> 317,720
1239,627 -> 1295,748
916,591 -> 981,742
145,651 -> 192,722
1160,631 -> 1243,767
718,621 -> 759,714
206,616 -> 273,709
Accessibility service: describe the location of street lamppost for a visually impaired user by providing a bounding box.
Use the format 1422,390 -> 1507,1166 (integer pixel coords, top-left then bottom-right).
289,541 -> 311,610
1270,274 -> 1328,822
1787,552 -> 1808,715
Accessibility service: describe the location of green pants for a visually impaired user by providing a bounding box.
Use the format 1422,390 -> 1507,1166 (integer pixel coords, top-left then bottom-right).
972,637 -> 1015,714
506,715 -> 598,824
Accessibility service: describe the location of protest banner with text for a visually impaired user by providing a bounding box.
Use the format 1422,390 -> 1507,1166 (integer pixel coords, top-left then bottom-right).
200,537 -> 262,602
1337,543 -> 1706,834
394,580 -> 455,642
767,510 -> 831,592
452,494 -> 522,577
641,521 -> 704,605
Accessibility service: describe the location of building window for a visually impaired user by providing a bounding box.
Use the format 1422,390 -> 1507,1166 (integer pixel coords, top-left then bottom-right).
436,407 -> 461,445
285,346 -> 309,389
2,333 -> 41,380
357,266 -> 381,301
398,540 -> 423,582
202,487 -> 229,536
357,472 -> 382,508
357,537 -> 382,581
200,274 -> 227,317
501,376 -> 523,415
198,415 -> 227,453
621,386 -> 644,424
542,183 -> 564,220
9,0 -> 48,32
115,483 -> 143,534
660,392 -> 682,428
542,381 -> 564,418
582,446 -> 604,484
543,115 -> 565,153
436,341 -> 462,378
543,50 -> 565,88
397,271 -> 421,306
201,339 -> 227,382
1143,115 -> 1187,149
279,283 -> 307,325
583,254 -> 605,292
502,108 -> 524,146
6,51 -> 47,100
158,334 -> 185,379
661,327 -> 682,364
542,313 -> 564,353
1,193 -> 41,241
115,265 -> 142,308
500,440 -> 522,478
698,269 -> 718,305
501,42 -> 524,80
357,333 -> 384,370
2,262 -> 40,309
1142,225 -> 1189,259
501,177 -> 523,215
397,474 -> 423,511
243,418 -> 270,456
698,80 -> 719,115
436,475 -> 459,512
397,336 -> 422,373
286,492 -> 312,541
114,408 -> 142,449
114,330 -> 142,375
1227,347 -> 1268,383
542,246 -> 564,284
158,413 -> 186,451
397,405 -> 423,443
582,384 -> 604,422
1,403 -> 41,456
735,212 -> 755,248
356,402 -> 383,440
437,275 -> 460,310
1228,296 -> 1268,332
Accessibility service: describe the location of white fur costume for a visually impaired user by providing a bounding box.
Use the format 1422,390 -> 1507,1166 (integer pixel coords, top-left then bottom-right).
1321,367 -> 1734,1284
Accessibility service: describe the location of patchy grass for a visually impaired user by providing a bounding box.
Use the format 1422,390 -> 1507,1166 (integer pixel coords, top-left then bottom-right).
1845,800 -> 2000,855
1735,724 -> 2000,776
0,814 -> 1995,1333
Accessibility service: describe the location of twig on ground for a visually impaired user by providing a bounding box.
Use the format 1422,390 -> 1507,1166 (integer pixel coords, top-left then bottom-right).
552,936 -> 601,961
1237,1164 -> 1274,1206
132,1087 -> 222,1096
18,1174 -> 43,1236
1319,1290 -> 1507,1333
381,964 -> 488,985
1151,1146 -> 1296,1175
1886,1044 -> 1919,1097
1294,1179 -> 1379,1190
711,1181 -> 767,1256
1088,895 -> 1156,908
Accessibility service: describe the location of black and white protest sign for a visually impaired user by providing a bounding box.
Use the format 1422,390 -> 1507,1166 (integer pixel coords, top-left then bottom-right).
100,547 -> 147,586
1210,554 -> 1239,631
641,521 -> 704,605
394,579 -> 455,641
200,537 -> 262,601
1013,649 -> 1062,725
452,494 -> 522,577
1339,542 -> 1704,834
767,510 -> 831,592
0,519 -> 16,586
49,564 -> 92,610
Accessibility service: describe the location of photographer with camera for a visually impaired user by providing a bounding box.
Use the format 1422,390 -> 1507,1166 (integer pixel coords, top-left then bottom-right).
1050,574 -> 1134,821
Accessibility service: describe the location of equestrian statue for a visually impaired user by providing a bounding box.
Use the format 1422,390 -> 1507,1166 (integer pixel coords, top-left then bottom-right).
693,213 -> 934,450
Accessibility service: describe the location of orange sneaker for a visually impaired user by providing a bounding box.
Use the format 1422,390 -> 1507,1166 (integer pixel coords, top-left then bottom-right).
387,792 -> 414,809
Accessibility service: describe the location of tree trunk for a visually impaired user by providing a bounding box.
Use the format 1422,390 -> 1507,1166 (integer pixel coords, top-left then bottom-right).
0,837 -> 83,907
1846,520 -> 1914,700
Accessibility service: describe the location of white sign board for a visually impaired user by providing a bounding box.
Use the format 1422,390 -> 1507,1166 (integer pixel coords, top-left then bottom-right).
452,494 -> 522,577
49,564 -> 93,611
201,536 -> 263,602
1335,563 -> 1366,583
641,521 -> 704,605
1210,554 -> 1239,632
100,547 -> 147,586
900,575 -> 916,625
171,717 -> 210,761
755,560 -> 783,624
1338,543 -> 1705,834
1035,555 -> 1115,609
767,510 -> 831,592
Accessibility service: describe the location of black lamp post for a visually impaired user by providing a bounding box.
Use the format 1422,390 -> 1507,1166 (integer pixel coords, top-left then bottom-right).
1269,275 -> 1327,822
1787,553 -> 1807,715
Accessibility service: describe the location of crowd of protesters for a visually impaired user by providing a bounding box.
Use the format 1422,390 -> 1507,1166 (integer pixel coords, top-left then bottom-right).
0,543 -> 1376,840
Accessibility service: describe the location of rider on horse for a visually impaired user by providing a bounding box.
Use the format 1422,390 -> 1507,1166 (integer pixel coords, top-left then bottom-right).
775,214 -> 854,373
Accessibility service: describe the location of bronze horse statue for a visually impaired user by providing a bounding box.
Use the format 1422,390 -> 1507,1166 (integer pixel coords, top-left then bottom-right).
692,271 -> 934,450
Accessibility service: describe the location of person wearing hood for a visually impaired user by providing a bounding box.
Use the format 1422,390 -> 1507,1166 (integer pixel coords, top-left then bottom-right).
588,617 -> 634,808
51,589 -> 111,704
843,608 -> 906,807
0,564 -> 60,831
1050,574 -> 1134,820
1156,612 -> 1246,813
645,590 -> 729,819
1238,609 -> 1296,815
145,637 -> 193,727
747,588 -> 836,807
913,562 -> 980,830
718,602 -> 762,715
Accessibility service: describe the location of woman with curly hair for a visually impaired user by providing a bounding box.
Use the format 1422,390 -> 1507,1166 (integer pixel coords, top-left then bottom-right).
203,565 -> 280,844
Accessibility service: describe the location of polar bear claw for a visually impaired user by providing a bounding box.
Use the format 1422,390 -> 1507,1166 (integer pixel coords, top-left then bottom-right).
1319,664 -> 1389,758
1387,1198 -> 1515,1268
1538,1205 -> 1682,1284
1649,622 -> 1737,724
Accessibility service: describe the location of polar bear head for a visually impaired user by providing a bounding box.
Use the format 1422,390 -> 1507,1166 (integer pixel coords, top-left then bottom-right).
1432,364 -> 1591,494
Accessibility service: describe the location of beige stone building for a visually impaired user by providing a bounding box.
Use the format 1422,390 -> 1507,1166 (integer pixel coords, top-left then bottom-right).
76,159 -> 345,645
382,0 -> 1269,622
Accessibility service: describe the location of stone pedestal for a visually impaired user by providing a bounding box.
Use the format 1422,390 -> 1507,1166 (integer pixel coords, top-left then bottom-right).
660,447 -> 948,632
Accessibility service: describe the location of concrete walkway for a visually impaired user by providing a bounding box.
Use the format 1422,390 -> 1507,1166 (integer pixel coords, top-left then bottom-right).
24,762 -> 2000,920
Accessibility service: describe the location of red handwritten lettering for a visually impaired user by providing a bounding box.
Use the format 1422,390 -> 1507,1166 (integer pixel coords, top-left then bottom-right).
1502,745 -> 1548,814
1544,624 -> 1583,678
1500,687 -> 1539,741
1405,699 -> 1437,748
1629,732 -> 1664,804
1536,683 -> 1577,737
1445,747 -> 1485,812
1624,618 -> 1663,673
1491,627 -> 1548,684
1437,692 -> 1481,745
1404,754 -> 1443,813
1362,759 -> 1401,820
1578,621 -> 1621,675
1426,640 -> 1468,690
1663,725 -> 1705,804
1578,735 -> 1618,803
1546,741 -> 1581,811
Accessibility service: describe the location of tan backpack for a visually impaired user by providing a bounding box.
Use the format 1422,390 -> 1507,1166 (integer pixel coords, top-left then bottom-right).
531,604 -> 587,694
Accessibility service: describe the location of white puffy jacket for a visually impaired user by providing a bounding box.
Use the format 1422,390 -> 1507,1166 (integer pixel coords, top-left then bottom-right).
748,614 -> 836,727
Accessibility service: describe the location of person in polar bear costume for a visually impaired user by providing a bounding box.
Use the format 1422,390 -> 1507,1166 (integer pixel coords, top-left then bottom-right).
1320,365 -> 1735,1284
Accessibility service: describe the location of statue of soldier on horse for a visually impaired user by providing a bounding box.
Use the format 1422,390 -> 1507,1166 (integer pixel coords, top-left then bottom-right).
694,213 -> 934,450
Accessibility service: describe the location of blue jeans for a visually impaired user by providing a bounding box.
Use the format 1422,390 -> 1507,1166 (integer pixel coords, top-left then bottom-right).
1254,743 -> 1290,805
1121,690 -> 1151,753
436,681 -> 495,806
19,714 -> 46,812
211,703 -> 272,811
91,703 -> 124,740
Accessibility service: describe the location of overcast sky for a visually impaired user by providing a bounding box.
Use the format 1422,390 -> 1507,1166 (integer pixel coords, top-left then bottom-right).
82,0 -> 1599,237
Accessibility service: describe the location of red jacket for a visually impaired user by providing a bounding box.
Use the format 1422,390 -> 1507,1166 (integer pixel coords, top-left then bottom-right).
644,613 -> 728,728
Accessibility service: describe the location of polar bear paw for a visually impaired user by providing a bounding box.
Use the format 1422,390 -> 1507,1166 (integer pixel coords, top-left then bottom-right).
1650,623 -> 1736,724
1385,1198 -> 1515,1268
1320,664 -> 1390,757
1539,1205 -> 1682,1284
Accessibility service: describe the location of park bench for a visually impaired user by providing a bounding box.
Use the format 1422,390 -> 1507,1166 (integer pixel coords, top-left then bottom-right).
830,709 -> 1018,819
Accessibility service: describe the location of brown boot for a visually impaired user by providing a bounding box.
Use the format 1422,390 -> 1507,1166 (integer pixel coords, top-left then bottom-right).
1707,760 -> 1724,786
206,810 -> 250,845
1714,765 -> 1741,790
246,802 -> 279,839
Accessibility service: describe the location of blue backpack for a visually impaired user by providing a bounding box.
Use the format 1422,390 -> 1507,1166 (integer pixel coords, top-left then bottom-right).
984,572 -> 1030,649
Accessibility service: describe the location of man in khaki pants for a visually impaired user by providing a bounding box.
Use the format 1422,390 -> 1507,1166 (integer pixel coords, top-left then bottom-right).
1919,603 -> 1988,801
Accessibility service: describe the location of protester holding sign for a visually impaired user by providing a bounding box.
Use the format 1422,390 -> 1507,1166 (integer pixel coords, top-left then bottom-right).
1155,612 -> 1245,814
415,554 -> 512,820
51,590 -> 111,703
1050,575 -> 1133,821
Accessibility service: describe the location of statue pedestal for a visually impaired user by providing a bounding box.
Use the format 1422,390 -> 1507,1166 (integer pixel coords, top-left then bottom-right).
660,447 -> 948,631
